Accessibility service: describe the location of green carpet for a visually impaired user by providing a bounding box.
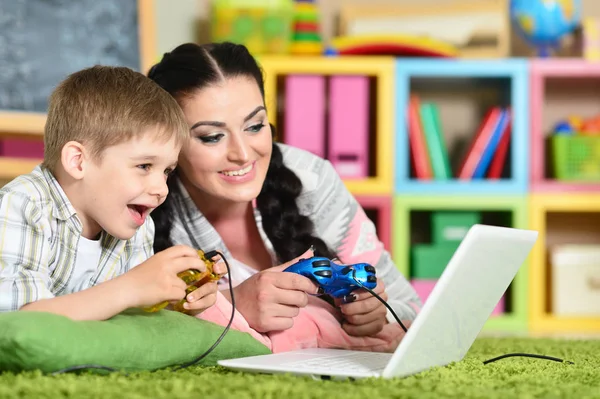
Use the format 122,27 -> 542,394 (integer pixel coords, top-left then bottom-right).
1,337 -> 599,399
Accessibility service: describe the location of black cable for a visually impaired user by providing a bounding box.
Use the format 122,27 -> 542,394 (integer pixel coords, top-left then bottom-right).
51,364 -> 120,375
483,352 -> 573,365
169,250 -> 234,371
351,273 -> 408,333
51,250 -> 235,376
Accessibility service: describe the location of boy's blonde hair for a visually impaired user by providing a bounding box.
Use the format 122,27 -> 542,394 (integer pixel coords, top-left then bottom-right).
43,65 -> 189,171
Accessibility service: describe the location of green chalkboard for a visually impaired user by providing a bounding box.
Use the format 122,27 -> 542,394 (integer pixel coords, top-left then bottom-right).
0,0 -> 145,114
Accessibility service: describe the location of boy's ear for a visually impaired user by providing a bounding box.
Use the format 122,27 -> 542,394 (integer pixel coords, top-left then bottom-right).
60,141 -> 87,180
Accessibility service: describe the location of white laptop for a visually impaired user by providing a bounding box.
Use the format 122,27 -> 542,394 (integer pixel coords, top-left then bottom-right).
218,224 -> 538,380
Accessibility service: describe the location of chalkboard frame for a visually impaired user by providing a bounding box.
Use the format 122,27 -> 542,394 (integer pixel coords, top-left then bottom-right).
0,0 -> 157,138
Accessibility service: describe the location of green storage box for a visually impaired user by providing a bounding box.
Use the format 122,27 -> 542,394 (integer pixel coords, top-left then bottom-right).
411,243 -> 460,279
552,134 -> 600,181
432,211 -> 480,245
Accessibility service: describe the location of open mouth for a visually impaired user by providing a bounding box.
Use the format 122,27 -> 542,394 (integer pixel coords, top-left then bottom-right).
127,204 -> 149,219
220,162 -> 254,177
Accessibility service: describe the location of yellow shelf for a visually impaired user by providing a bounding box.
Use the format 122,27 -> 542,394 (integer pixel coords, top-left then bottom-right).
529,193 -> 600,334
259,56 -> 395,195
530,316 -> 600,334
0,112 -> 46,136
344,178 -> 391,196
0,157 -> 41,180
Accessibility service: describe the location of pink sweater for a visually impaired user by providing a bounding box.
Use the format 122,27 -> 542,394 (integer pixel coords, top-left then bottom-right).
198,291 -> 406,353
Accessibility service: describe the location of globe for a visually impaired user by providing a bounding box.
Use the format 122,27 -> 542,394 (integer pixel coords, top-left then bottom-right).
510,0 -> 582,57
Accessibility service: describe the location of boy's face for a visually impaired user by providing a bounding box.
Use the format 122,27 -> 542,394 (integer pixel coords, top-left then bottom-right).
78,130 -> 180,240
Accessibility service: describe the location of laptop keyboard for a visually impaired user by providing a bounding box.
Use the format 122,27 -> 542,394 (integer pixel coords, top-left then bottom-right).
283,352 -> 391,373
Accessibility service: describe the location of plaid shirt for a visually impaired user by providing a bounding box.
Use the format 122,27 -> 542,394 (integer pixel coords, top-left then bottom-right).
0,165 -> 154,312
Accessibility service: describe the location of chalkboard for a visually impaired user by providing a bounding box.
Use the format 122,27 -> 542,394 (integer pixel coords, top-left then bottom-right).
0,0 -> 150,114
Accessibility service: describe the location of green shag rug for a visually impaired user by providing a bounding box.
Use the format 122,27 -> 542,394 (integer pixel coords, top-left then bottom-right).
1,337 -> 599,399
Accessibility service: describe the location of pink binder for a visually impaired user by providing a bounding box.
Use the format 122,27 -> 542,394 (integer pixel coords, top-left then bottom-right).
284,75 -> 325,157
327,75 -> 369,178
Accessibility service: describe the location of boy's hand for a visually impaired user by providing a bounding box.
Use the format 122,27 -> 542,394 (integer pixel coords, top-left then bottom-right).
182,260 -> 228,316
119,245 -> 208,309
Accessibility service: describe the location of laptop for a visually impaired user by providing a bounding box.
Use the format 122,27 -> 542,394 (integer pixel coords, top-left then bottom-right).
218,224 -> 538,380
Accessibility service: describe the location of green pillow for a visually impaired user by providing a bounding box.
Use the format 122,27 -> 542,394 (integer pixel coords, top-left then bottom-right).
0,308 -> 271,373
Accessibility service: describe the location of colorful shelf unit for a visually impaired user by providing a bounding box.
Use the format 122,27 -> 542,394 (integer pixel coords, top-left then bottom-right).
530,59 -> 600,193
257,55 -> 394,195
529,193 -> 600,334
395,58 -> 529,195
393,195 -> 529,332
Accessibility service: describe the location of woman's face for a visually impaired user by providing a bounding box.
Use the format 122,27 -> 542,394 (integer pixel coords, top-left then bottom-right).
178,76 -> 273,205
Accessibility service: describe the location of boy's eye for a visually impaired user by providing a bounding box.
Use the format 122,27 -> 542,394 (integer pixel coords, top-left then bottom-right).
247,123 -> 265,133
198,133 -> 224,144
137,164 -> 151,171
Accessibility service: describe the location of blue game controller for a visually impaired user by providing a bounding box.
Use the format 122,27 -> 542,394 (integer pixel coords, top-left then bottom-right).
283,256 -> 377,298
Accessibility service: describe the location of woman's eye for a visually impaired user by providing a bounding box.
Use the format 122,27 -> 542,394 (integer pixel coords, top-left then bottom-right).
164,167 -> 174,176
247,123 -> 265,133
198,133 -> 224,144
137,164 -> 151,171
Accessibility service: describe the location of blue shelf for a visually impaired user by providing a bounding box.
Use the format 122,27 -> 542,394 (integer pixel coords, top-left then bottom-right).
394,58 -> 530,195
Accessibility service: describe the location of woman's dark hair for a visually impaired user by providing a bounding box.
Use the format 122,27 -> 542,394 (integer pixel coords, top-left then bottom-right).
147,42 -> 336,262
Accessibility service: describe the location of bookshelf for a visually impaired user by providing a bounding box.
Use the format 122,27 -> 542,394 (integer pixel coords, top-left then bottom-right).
393,195 -> 529,332
258,55 -> 395,195
394,58 -> 529,195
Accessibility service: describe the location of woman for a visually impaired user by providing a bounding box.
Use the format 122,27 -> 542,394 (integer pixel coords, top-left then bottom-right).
147,42 -> 421,337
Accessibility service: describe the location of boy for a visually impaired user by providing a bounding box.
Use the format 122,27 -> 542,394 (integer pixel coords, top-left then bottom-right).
0,66 -> 220,320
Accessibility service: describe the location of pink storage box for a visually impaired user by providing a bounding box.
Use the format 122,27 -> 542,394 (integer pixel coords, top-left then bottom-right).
411,278 -> 505,316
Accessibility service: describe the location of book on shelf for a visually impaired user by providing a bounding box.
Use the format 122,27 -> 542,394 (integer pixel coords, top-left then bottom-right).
407,97 -> 511,181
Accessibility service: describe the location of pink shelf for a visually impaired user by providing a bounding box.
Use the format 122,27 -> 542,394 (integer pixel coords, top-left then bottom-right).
354,195 -> 392,253
0,139 -> 44,159
533,182 -> 600,192
530,59 -> 600,192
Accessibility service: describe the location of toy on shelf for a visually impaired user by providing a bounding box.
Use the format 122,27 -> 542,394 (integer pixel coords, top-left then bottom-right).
510,0 -> 581,58
211,0 -> 294,55
290,0 -> 323,55
337,1 -> 511,59
551,115 -> 600,182
328,34 -> 458,57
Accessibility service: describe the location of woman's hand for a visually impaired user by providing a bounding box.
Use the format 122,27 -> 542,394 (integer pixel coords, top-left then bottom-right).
338,280 -> 389,337
221,249 -> 321,333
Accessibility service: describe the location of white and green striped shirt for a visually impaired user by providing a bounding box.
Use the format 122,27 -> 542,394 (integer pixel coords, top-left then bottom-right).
0,165 -> 154,312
